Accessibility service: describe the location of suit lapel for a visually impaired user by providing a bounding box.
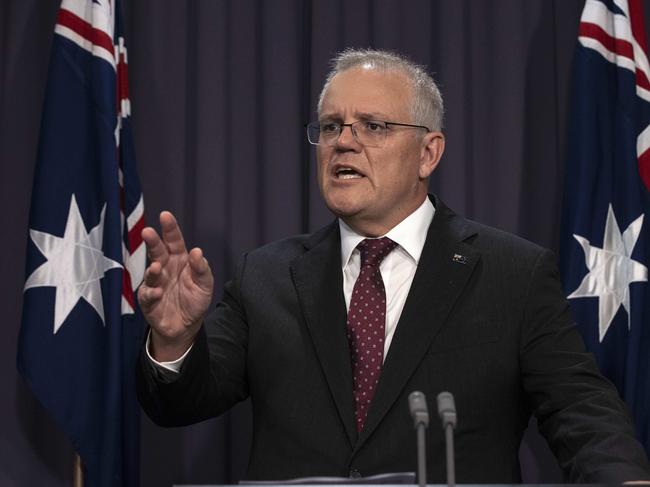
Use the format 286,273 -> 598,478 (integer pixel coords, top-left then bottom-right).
354,197 -> 480,452
290,223 -> 357,447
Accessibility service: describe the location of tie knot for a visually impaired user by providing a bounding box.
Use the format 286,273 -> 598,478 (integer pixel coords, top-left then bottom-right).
357,237 -> 397,268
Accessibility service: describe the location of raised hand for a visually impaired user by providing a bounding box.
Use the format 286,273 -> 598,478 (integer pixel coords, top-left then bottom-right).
138,211 -> 214,361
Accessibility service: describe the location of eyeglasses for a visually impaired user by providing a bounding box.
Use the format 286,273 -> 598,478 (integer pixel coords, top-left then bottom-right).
305,120 -> 431,148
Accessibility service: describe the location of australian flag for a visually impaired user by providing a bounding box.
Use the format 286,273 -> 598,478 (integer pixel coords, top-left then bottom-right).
561,0 -> 650,452
17,0 -> 145,485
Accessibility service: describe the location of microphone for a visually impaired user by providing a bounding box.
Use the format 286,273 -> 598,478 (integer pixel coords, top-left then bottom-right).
409,390 -> 430,427
408,391 -> 429,487
437,392 -> 456,487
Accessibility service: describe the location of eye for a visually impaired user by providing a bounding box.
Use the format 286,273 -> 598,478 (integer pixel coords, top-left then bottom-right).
364,121 -> 386,132
321,122 -> 340,134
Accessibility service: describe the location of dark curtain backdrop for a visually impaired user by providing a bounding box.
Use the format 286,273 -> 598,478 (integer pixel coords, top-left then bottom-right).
2,1 -> 644,485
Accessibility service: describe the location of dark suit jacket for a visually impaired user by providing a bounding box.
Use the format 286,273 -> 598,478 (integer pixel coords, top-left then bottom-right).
137,196 -> 650,483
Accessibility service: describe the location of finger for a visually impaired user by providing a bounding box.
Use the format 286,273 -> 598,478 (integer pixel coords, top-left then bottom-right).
137,284 -> 163,310
160,211 -> 188,255
188,247 -> 213,291
143,261 -> 163,287
142,227 -> 169,266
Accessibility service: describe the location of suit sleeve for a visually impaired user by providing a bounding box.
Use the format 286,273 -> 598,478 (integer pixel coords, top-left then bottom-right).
136,254 -> 250,427
520,249 -> 650,482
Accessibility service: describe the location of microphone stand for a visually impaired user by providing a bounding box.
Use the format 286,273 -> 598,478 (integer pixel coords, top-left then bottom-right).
437,392 -> 457,487
443,420 -> 454,487
408,391 -> 429,487
416,418 -> 427,487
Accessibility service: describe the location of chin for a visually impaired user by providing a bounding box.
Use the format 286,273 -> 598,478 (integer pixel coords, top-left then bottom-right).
327,205 -> 359,219
324,197 -> 364,219
322,186 -> 371,214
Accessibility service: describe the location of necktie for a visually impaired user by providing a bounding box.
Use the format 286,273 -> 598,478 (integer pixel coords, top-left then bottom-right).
347,237 -> 397,432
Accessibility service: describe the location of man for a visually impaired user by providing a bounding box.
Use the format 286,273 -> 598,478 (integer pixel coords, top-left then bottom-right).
136,49 -> 650,483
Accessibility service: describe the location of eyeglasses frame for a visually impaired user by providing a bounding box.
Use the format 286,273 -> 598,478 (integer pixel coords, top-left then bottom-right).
304,120 -> 432,147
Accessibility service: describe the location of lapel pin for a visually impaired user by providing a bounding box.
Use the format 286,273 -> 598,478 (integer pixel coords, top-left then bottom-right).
452,253 -> 468,264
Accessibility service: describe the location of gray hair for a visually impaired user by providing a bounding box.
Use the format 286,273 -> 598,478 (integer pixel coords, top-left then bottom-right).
317,48 -> 444,132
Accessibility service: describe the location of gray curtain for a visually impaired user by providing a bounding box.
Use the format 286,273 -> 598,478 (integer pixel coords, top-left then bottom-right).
2,0 -> 641,485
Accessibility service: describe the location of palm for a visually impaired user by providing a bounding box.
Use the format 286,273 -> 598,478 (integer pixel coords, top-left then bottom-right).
152,252 -> 212,332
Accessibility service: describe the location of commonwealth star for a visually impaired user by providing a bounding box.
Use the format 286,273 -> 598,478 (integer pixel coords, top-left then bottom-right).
24,194 -> 122,333
568,203 -> 647,342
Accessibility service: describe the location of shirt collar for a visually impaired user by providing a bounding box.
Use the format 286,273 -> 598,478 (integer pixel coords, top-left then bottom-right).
339,197 -> 435,268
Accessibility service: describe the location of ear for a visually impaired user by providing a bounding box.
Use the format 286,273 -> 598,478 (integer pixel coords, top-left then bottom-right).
418,131 -> 445,179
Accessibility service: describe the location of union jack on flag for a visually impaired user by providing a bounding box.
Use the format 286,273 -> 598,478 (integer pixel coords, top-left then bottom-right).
17,0 -> 145,485
561,0 -> 650,452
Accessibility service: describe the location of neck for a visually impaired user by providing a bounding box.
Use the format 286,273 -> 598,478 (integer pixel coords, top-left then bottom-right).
342,195 -> 428,237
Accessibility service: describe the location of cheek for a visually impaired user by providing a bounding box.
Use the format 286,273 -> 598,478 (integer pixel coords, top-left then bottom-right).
316,152 -> 333,195
316,149 -> 329,174
371,149 -> 410,179
373,153 -> 419,194
315,158 -> 326,184
394,146 -> 422,178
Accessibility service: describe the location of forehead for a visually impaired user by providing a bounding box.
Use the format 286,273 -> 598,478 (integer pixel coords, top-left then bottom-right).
320,67 -> 413,120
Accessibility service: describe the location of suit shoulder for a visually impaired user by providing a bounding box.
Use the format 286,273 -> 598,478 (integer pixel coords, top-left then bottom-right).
433,196 -> 549,261
475,220 -> 545,251
459,216 -> 550,264
245,222 -> 336,265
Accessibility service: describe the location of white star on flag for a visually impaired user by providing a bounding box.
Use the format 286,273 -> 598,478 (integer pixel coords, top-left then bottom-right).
24,194 -> 122,334
568,203 -> 647,342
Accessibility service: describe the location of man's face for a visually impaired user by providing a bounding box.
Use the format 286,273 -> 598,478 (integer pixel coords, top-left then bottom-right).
317,67 -> 443,236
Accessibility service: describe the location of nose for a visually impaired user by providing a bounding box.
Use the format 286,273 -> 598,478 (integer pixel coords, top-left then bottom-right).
335,124 -> 360,150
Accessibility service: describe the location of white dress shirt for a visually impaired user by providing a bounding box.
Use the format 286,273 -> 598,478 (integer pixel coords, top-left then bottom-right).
148,197 -> 435,373
339,197 -> 434,360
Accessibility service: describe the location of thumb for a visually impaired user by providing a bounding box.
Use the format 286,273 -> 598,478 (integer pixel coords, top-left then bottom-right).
187,247 -> 214,293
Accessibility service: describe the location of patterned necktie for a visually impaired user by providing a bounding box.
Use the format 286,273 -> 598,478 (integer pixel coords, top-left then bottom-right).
347,237 -> 397,432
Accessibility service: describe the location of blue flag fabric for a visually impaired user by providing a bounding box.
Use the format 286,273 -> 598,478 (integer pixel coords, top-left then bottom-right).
17,0 -> 145,485
561,0 -> 650,452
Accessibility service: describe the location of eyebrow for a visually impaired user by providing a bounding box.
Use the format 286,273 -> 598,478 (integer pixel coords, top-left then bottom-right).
319,111 -> 391,122
356,112 -> 389,120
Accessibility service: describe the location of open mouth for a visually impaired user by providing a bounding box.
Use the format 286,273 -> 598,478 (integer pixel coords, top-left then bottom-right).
335,167 -> 364,180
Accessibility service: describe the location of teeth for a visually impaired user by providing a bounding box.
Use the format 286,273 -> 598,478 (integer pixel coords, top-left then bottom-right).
335,167 -> 363,179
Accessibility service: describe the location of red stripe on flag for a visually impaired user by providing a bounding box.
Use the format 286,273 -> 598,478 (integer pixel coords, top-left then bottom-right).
117,50 -> 130,105
57,9 -> 114,59
122,270 -> 135,309
628,0 -> 650,93
638,148 -> 650,192
636,68 -> 650,92
628,0 -> 649,54
128,215 -> 145,251
579,22 -> 634,60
